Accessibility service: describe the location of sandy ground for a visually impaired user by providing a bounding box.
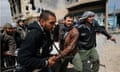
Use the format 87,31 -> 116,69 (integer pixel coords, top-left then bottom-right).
66,33 -> 120,72
97,33 -> 120,72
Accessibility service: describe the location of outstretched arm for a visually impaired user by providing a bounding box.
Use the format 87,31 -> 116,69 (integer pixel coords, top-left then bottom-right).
95,26 -> 116,43
55,28 -> 79,61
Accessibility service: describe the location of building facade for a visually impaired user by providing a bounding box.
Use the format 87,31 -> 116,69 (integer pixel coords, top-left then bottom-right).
8,0 -> 80,23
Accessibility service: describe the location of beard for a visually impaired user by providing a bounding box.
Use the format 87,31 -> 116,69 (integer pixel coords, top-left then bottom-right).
44,27 -> 50,33
7,32 -> 13,35
44,27 -> 53,33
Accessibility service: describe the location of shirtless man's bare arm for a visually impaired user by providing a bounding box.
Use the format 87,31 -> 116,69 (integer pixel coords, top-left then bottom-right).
55,28 -> 79,61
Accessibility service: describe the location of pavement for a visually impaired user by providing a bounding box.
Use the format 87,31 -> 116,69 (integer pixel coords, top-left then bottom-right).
97,33 -> 120,72
66,33 -> 120,72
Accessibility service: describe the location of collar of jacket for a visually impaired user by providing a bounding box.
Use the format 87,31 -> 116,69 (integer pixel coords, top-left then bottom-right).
37,21 -> 44,32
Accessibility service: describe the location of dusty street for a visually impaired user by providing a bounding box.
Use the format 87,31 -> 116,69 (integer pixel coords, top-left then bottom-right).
97,33 -> 120,72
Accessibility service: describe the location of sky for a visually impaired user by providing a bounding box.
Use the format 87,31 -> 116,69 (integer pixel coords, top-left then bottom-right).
0,0 -> 12,27
108,0 -> 120,13
0,0 -> 120,27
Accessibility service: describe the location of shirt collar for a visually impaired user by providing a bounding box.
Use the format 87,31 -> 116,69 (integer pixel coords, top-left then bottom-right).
37,21 -> 44,31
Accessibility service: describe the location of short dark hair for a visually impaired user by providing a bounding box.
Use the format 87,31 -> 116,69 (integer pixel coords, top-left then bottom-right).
39,10 -> 56,21
17,19 -> 24,24
64,14 -> 74,20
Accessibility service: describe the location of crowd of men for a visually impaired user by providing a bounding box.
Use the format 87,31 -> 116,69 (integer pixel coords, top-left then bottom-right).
1,10 -> 116,72
1,19 -> 28,72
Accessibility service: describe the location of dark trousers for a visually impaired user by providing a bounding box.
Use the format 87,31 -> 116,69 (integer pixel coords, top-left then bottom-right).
4,56 -> 16,67
22,66 -> 52,72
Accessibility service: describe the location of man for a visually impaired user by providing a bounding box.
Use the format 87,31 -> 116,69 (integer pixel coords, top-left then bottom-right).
18,10 -> 56,72
53,18 -> 65,42
52,14 -> 75,72
54,11 -> 116,72
11,22 -> 20,48
16,19 -> 28,47
1,23 -> 16,69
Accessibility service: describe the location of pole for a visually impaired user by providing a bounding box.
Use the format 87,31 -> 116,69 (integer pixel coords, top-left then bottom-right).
105,0 -> 108,32
113,3 -> 116,30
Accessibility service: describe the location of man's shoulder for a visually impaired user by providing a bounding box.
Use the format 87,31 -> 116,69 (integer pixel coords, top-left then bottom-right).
27,27 -> 43,38
74,23 -> 85,30
58,24 -> 65,27
3,34 -> 14,41
69,28 -> 79,35
28,29 -> 41,35
17,26 -> 22,29
28,21 -> 41,31
17,26 -> 23,32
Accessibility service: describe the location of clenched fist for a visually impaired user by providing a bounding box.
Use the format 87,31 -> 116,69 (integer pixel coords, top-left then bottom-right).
48,56 -> 56,67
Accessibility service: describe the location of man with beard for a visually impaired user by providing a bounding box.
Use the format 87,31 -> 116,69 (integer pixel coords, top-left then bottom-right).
54,11 -> 116,72
52,14 -> 75,72
1,23 -> 16,70
18,10 -> 56,72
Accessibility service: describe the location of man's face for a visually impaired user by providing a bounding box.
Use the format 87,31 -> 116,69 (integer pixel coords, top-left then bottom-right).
87,15 -> 94,24
19,21 -> 24,27
44,15 -> 56,32
6,28 -> 13,35
64,17 -> 74,27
